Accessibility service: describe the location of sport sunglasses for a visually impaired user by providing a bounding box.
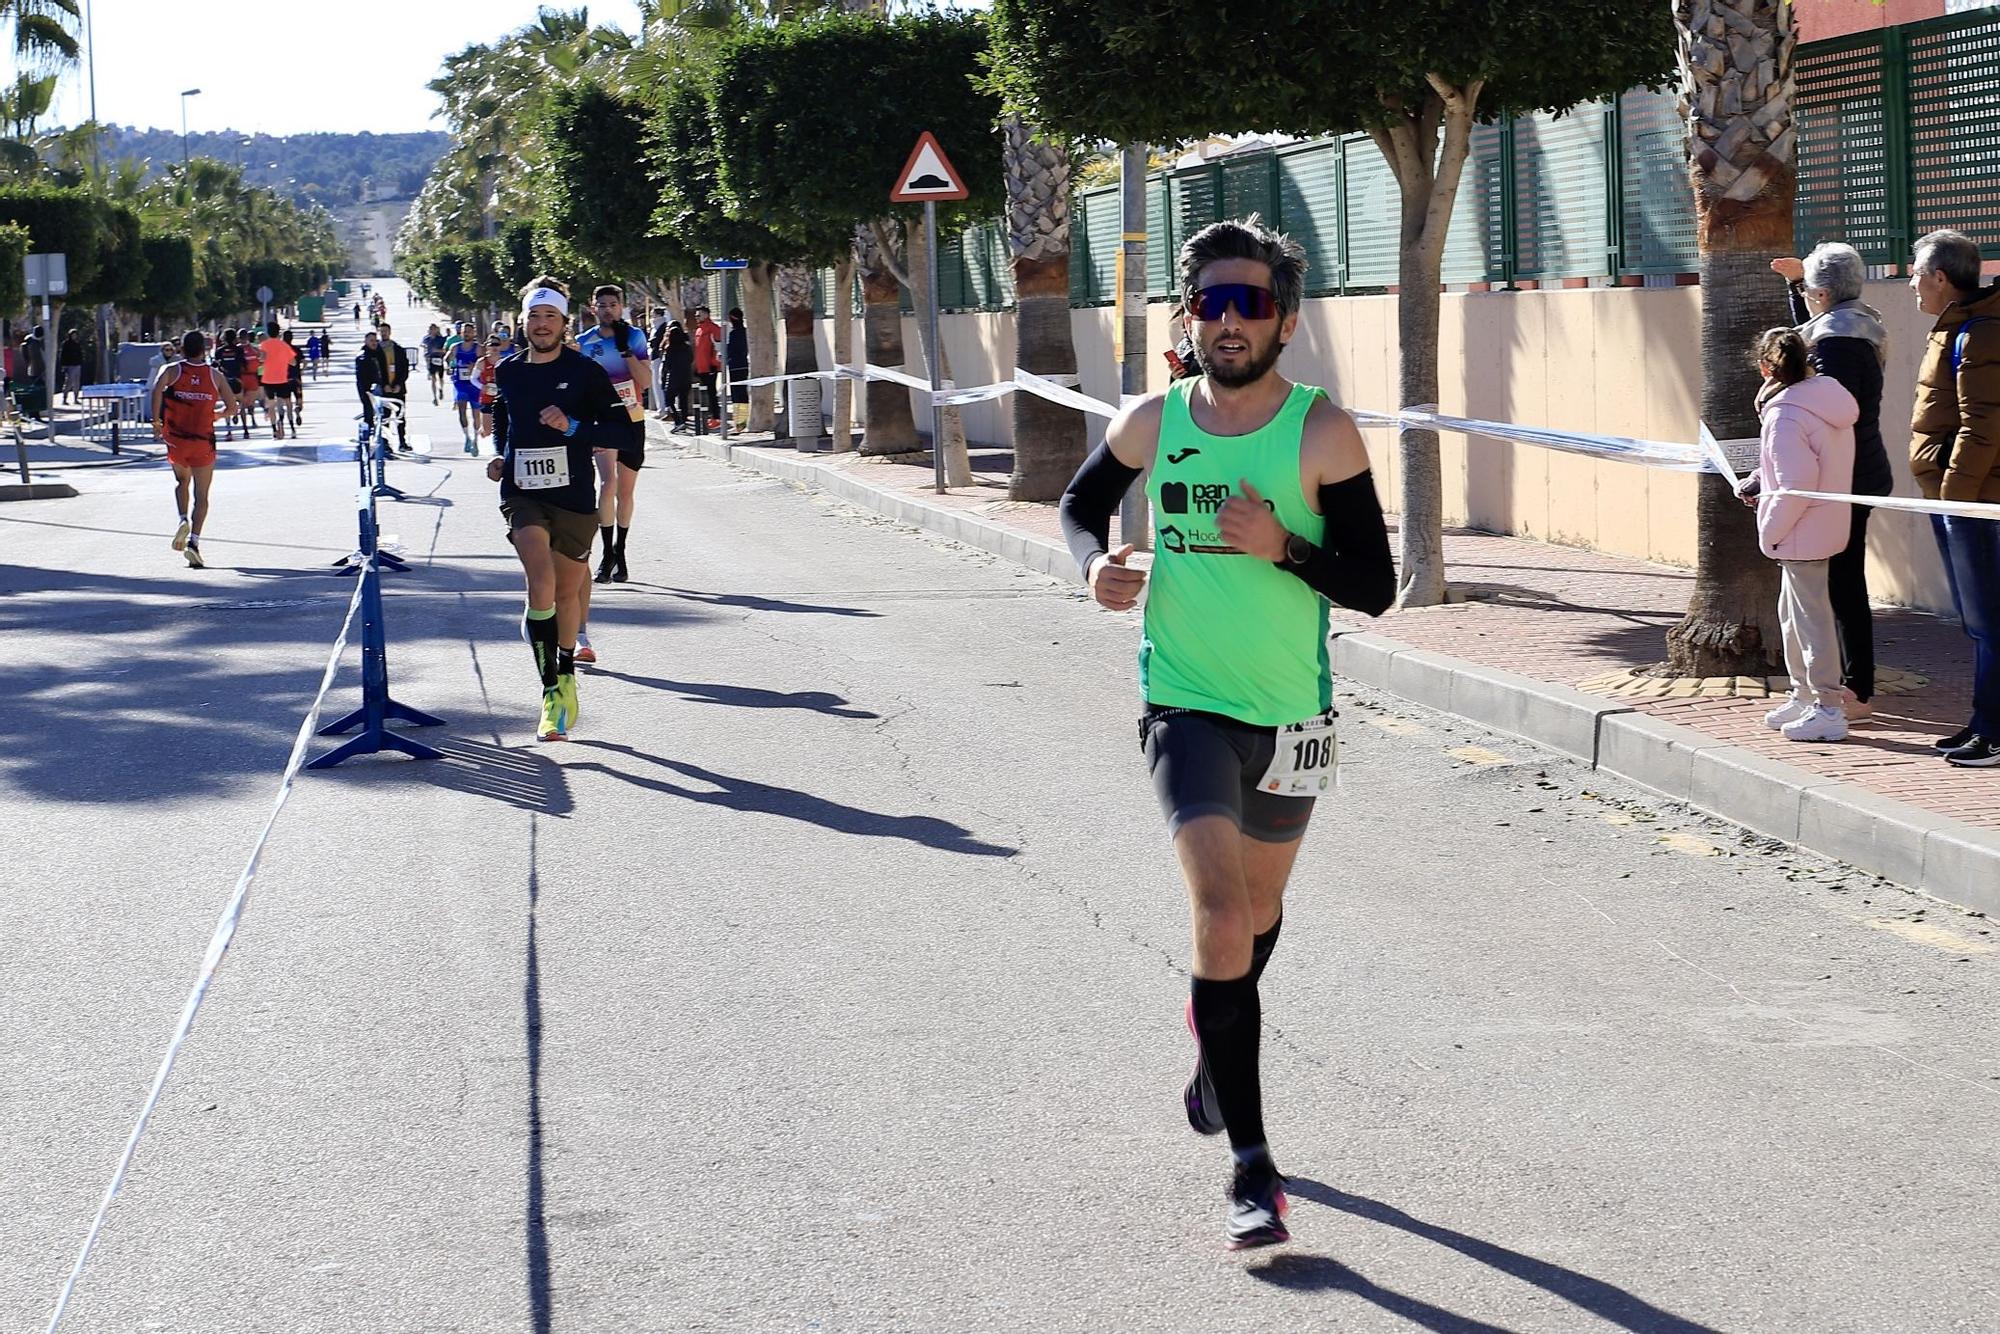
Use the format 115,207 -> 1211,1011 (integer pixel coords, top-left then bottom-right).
1187,282 -> 1280,322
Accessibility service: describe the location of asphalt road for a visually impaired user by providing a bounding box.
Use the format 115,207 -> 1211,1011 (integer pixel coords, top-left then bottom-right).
4,283 -> 1998,1333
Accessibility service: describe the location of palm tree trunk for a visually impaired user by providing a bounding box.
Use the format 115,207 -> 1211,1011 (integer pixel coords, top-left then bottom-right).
831,255 -> 856,452
741,261 -> 779,434
1005,117 -> 1086,501
775,262 -> 821,447
855,221 -> 919,456
1664,0 -> 1794,677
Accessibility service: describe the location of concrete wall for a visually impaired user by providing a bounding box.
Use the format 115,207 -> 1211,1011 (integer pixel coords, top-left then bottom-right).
816,279 -> 1954,614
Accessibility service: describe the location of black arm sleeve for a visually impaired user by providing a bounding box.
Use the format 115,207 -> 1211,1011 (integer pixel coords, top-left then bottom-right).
1281,470 -> 1396,616
1058,442 -> 1143,582
492,386 -> 509,460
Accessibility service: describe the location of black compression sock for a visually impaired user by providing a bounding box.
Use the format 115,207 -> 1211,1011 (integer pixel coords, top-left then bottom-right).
524,606 -> 558,688
615,525 -> 628,553
1190,974 -> 1265,1152
599,525 -> 614,552
557,645 -> 575,677
1251,918 -> 1283,984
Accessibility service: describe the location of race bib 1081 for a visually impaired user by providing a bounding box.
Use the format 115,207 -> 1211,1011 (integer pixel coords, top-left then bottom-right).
1258,712 -> 1338,796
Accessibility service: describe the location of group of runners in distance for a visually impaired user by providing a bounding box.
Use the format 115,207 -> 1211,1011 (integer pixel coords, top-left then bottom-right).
143,216 -> 1393,1248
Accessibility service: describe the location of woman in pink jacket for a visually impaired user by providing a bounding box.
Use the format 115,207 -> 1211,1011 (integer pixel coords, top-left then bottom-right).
1746,328 -> 1859,743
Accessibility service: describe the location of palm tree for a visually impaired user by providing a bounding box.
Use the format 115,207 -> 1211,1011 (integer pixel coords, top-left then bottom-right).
1,0 -> 81,69
774,262 -> 824,444
1663,0 -> 1794,677
1003,115 -> 1085,500
853,222 -> 920,454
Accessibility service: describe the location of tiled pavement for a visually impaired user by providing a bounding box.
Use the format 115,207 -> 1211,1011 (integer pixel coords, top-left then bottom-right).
682,432 -> 1998,842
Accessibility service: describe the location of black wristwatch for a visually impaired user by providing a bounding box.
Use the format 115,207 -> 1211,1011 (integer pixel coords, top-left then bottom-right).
1280,532 -> 1312,568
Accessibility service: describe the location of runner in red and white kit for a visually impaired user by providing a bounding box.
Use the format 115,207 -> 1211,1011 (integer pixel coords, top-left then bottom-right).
150,329 -> 239,569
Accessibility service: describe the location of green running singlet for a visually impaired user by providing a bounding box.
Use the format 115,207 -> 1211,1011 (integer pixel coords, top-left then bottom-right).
1140,378 -> 1331,727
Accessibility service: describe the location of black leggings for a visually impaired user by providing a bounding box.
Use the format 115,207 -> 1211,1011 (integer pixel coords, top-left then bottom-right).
1829,503 -> 1877,701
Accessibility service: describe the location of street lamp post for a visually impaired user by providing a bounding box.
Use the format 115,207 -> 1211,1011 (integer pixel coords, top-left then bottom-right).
179,88 -> 202,166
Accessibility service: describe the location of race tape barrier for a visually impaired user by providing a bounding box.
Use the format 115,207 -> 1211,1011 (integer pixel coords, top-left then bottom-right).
731,360 -> 2000,520
44,570 -> 369,1334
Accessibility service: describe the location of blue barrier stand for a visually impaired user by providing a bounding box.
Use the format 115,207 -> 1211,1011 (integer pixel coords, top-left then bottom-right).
334,443 -> 409,574
309,485 -> 446,768
370,403 -> 408,501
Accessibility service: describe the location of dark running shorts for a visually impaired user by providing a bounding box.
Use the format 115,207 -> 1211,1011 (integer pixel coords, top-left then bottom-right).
615,419 -> 645,471
503,496 -> 598,563
1140,705 -> 1320,844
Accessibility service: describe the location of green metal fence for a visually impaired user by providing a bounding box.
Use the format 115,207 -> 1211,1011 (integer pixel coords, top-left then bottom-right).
1059,86 -> 1699,305
1796,6 -> 2000,265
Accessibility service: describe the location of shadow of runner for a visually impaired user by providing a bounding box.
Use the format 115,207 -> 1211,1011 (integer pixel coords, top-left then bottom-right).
1283,1178 -> 1723,1334
565,740 -> 1015,857
588,668 -> 879,719
1244,1253 -> 1518,1333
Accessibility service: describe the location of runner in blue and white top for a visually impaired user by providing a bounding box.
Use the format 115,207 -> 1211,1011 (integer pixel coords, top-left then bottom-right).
450,321 -> 482,453
576,284 -> 654,593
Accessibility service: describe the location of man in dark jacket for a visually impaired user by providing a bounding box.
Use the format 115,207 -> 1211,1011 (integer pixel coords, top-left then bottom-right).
372,322 -> 413,452
1774,243 -> 1891,718
354,330 -> 381,440
1907,228 -> 2000,767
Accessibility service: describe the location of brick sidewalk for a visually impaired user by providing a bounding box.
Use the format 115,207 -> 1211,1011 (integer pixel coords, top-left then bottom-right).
716,436 -> 1998,834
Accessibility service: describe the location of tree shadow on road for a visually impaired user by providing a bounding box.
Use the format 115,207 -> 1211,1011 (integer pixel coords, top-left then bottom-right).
1242,1253 -> 1517,1333
588,668 -> 879,719
1281,1177 -> 1723,1334
565,740 -> 1015,857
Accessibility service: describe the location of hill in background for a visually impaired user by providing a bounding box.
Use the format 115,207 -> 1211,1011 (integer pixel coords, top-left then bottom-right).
100,127 -> 449,275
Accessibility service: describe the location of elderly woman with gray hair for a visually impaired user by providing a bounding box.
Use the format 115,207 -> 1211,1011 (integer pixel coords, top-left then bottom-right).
1770,243 -> 1892,719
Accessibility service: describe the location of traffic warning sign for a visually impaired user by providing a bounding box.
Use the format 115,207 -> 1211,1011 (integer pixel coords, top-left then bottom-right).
890,131 -> 969,203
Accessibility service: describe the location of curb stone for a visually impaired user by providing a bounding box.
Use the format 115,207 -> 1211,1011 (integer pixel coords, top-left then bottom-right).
657,423 -> 2000,913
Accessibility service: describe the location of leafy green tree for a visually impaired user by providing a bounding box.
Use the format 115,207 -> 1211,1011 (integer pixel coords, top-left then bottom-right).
535,78 -> 700,295
654,76 -> 806,434
72,201 -> 145,308
989,0 -> 1674,606
136,231 -> 196,322
2,0 -> 81,70
709,10 -> 1001,470
0,219 -> 28,317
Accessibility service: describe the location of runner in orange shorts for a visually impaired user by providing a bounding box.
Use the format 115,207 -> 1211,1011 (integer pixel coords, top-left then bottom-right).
150,330 -> 238,569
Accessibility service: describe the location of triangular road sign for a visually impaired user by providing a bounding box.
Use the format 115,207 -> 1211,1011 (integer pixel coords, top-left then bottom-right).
890,131 -> 970,203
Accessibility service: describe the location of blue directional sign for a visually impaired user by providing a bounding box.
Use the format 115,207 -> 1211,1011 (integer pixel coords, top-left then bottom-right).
700,257 -> 750,270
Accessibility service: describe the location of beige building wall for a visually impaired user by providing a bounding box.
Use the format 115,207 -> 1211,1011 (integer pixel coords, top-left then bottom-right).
817,279 -> 1954,614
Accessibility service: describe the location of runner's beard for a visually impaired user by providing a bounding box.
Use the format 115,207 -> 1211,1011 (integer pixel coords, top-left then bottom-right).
526,329 -> 563,354
1195,330 -> 1285,388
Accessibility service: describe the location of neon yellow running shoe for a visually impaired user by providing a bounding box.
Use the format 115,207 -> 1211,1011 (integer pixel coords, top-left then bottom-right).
538,684 -> 568,742
557,672 -> 579,732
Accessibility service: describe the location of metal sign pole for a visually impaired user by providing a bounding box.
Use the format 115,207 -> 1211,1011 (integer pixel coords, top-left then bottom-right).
925,199 -> 944,495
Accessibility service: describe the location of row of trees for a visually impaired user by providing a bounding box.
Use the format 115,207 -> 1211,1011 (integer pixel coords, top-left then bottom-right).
402,0 -> 1808,677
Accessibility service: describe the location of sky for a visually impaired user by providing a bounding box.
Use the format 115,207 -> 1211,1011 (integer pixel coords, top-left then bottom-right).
47,0 -> 647,137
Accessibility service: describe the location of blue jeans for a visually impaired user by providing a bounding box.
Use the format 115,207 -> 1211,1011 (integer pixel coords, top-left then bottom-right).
1931,513 -> 2000,735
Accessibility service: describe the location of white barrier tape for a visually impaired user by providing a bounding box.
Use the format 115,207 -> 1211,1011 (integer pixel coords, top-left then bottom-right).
725,362 -> 2000,519
45,568 -> 369,1334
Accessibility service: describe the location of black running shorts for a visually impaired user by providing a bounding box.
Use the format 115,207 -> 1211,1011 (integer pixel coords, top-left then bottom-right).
615,418 -> 646,471
503,497 -> 598,563
1140,705 -> 1318,844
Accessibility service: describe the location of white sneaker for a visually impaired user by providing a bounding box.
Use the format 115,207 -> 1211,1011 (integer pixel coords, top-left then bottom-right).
1781,706 -> 1848,743
1763,695 -> 1813,730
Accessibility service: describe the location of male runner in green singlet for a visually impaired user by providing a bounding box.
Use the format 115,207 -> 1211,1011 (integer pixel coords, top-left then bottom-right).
1059,217 -> 1396,1250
